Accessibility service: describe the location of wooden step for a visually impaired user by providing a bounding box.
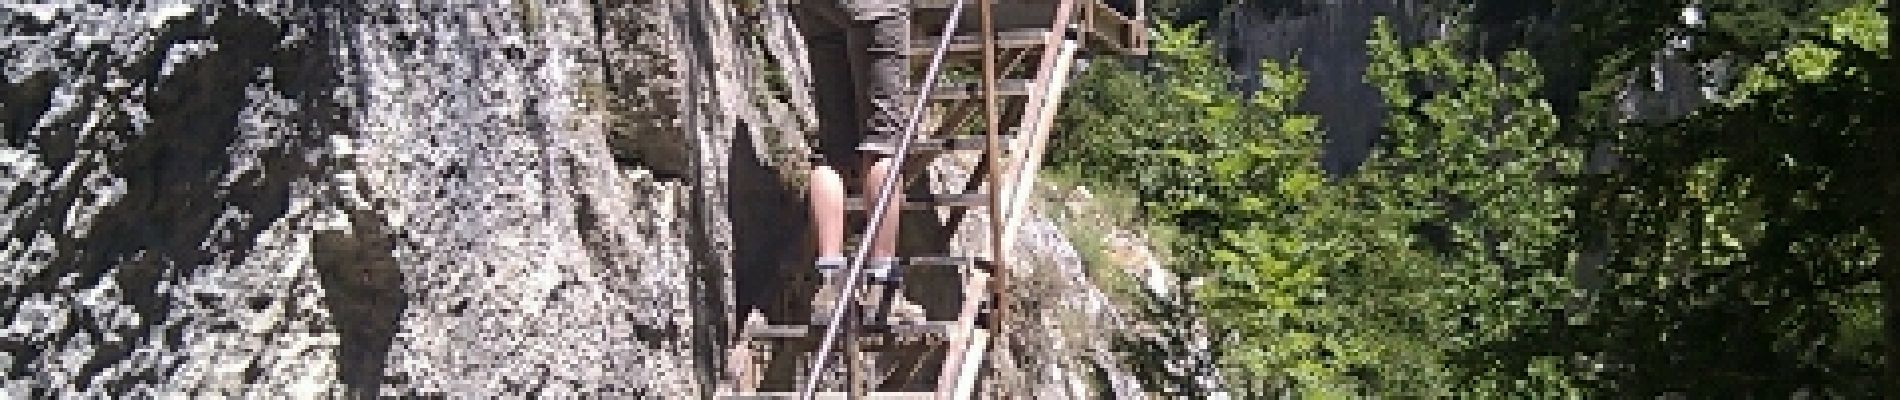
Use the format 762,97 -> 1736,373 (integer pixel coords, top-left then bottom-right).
928,79 -> 1033,101
746,322 -> 963,340
859,133 -> 1016,153
905,255 -> 987,270
1077,0 -> 1146,55
790,255 -> 994,275
716,392 -> 937,400
912,0 -> 1060,10
897,29 -> 1050,57
846,193 -> 986,211
911,0 -> 1147,56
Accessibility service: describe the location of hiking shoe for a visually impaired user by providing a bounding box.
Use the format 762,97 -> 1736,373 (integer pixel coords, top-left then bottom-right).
810,256 -> 848,326
865,258 -> 928,325
883,288 -> 928,325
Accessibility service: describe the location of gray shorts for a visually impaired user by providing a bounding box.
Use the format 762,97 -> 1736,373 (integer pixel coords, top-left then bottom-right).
794,0 -> 911,167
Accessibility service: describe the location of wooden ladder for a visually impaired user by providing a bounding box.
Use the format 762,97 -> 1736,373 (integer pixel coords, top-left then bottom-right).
721,0 -> 1145,398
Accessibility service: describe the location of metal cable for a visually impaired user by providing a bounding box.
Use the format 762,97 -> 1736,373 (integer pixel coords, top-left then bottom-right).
799,0 -> 970,397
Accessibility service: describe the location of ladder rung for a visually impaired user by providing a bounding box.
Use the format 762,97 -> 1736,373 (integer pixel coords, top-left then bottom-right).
912,0 -> 1060,9
904,255 -> 985,269
896,29 -> 1050,56
928,79 -> 1033,101
907,256 -> 999,277
845,193 -> 987,211
859,134 -> 1016,153
745,322 -> 964,340
1077,0 -> 1145,55
717,392 -> 938,400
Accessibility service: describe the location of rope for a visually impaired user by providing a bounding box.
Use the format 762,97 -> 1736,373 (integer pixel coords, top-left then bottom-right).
799,0 -> 971,397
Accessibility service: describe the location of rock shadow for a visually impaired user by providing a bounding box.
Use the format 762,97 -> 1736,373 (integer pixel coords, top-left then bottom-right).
311,211 -> 407,399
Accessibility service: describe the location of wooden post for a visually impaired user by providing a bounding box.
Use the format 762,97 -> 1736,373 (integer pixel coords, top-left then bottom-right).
1880,0 -> 1900,391
1135,0 -> 1148,53
949,330 -> 990,400
1003,41 -> 1078,243
978,0 -> 1007,395
845,304 -> 865,399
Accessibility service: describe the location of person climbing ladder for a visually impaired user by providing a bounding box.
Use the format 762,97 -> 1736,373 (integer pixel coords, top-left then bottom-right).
722,0 -> 1150,395
793,0 -> 918,326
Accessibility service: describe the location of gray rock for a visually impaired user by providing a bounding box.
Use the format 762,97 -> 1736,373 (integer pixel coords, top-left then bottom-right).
1,0 -> 1210,397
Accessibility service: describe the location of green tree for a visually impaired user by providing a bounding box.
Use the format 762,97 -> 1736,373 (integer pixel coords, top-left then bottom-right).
1216,18 -> 1585,396
1054,22 -> 1320,277
1059,1 -> 1896,395
1057,18 -> 1587,396
1556,1 -> 1893,394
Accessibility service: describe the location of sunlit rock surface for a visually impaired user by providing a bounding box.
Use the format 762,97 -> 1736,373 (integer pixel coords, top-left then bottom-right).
1,0 -> 1212,397
0,1 -> 754,396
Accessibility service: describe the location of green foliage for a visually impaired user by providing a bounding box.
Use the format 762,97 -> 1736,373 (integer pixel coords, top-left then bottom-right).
1322,18 -> 1585,396
1057,18 -> 1586,396
1053,22 -> 1321,276
1055,0 -> 1894,396
1198,18 -> 1585,396
1568,1 -> 1892,395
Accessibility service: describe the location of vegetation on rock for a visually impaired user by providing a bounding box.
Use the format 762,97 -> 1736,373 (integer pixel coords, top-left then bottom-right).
1053,0 -> 1896,396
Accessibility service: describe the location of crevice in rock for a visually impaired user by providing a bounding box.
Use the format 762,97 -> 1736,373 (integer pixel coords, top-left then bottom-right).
727,121 -> 807,324
2,71 -> 56,148
312,210 -> 407,399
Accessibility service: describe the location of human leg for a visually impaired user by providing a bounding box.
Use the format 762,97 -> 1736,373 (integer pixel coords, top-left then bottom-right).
844,7 -> 927,327
846,10 -> 911,280
795,0 -> 860,324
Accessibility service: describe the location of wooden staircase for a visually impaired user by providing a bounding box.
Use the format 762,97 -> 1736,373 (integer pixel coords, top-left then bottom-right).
722,0 -> 1145,398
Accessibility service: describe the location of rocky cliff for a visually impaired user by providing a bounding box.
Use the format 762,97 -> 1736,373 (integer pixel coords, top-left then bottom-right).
1,0 -> 1207,397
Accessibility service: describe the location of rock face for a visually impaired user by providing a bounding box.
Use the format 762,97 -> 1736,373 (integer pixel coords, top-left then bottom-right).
1211,0 -> 1443,176
0,0 -> 761,396
1,0 -> 1201,397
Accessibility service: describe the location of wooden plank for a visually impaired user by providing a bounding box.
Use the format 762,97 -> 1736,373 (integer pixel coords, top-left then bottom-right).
912,0 -> 1060,9
912,0 -> 1142,54
948,329 -> 990,400
1078,0 -> 1142,55
846,312 -> 865,399
967,1 -> 1081,394
934,265 -> 994,398
903,255 -> 985,269
859,134 -> 1016,153
898,29 -> 1050,57
1002,41 -> 1077,248
745,322 -> 963,340
845,193 -> 987,211
928,79 -> 1034,101
716,392 -> 937,400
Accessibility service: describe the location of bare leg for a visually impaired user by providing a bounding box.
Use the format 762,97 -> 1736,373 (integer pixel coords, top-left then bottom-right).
853,11 -> 909,267
810,164 -> 847,259
862,154 -> 901,260
809,164 -> 848,325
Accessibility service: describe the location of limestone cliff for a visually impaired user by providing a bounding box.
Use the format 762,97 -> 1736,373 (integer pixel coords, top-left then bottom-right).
0,0 -> 1209,397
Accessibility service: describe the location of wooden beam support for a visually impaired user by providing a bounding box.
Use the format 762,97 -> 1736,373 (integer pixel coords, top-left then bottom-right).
1002,40 -> 1077,245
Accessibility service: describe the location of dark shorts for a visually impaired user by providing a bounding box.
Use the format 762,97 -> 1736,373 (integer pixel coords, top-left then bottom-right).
793,0 -> 910,168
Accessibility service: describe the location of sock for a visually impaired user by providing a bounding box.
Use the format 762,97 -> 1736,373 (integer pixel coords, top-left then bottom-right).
866,257 -> 900,284
815,256 -> 847,280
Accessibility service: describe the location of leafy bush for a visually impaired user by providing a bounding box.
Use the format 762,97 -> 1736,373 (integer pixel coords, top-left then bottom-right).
1054,22 -> 1322,277
1055,18 -> 1588,396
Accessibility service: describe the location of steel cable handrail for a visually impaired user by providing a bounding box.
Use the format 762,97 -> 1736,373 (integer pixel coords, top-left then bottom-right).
798,0 -> 972,397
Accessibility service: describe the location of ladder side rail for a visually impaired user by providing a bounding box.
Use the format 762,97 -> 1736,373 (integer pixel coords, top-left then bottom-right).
947,329 -> 991,400
1134,0 -> 1148,53
979,0 -> 1005,365
960,1 -> 1085,398
950,41 -> 1071,400
932,255 -> 989,398
800,0 -> 972,398
1001,40 -> 1078,247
